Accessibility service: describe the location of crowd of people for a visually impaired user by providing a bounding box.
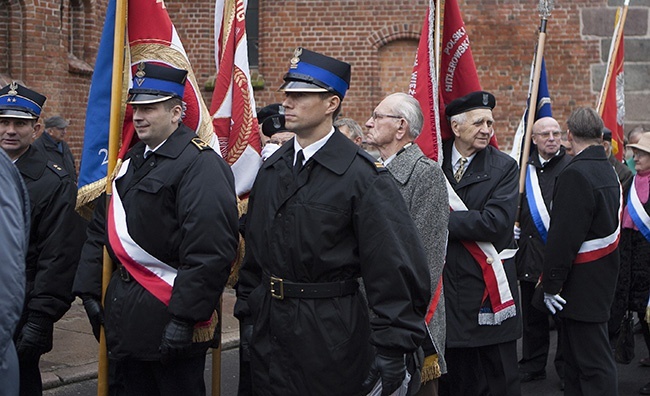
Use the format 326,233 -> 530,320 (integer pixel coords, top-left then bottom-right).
0,47 -> 649,396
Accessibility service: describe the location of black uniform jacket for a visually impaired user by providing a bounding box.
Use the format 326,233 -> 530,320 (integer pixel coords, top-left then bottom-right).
15,145 -> 78,322
516,146 -> 571,283
441,140 -> 522,348
235,130 -> 430,396
32,132 -> 77,182
73,125 -> 239,360
542,145 -> 621,323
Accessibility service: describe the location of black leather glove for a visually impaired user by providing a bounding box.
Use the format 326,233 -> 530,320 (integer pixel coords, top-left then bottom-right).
82,297 -> 104,342
16,314 -> 54,361
160,317 -> 194,364
362,352 -> 406,396
240,324 -> 253,362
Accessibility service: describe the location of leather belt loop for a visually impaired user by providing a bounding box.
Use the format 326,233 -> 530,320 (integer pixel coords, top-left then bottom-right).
264,273 -> 358,299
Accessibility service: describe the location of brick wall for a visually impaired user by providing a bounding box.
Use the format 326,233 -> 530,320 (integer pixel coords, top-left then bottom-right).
1,0 -> 648,160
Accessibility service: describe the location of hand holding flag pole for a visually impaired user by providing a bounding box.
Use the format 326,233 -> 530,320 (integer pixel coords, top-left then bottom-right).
515,0 -> 554,227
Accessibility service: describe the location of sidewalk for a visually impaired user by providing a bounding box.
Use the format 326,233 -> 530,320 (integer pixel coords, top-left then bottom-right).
40,288 -> 240,390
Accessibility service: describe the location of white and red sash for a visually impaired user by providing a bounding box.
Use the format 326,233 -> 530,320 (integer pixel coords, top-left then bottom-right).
106,159 -> 178,305
446,179 -> 517,325
627,176 -> 650,242
573,182 -> 622,264
525,164 -> 550,243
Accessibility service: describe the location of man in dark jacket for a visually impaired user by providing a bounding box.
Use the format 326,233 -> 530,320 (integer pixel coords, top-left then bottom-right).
0,148 -> 30,396
0,82 -> 79,396
73,63 -> 239,394
515,117 -> 571,385
603,126 -> 633,198
235,48 -> 431,396
541,107 -> 621,396
32,115 -> 76,181
439,91 -> 522,396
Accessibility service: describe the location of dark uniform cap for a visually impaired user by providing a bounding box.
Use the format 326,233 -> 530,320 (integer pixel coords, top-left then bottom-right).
279,48 -> 351,99
445,90 -> 496,118
127,62 -> 189,105
45,115 -> 69,129
602,127 -> 612,142
0,82 -> 47,119
257,103 -> 289,137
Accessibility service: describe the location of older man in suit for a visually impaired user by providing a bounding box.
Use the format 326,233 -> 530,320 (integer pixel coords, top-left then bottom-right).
365,92 -> 449,395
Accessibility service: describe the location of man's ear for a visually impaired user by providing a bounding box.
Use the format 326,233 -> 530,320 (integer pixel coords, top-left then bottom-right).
450,120 -> 461,138
32,122 -> 42,139
396,119 -> 408,140
171,104 -> 183,124
325,95 -> 341,116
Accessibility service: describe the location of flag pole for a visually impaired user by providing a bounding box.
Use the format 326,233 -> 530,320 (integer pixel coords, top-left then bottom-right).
515,0 -> 553,226
597,0 -> 629,113
97,0 -> 127,394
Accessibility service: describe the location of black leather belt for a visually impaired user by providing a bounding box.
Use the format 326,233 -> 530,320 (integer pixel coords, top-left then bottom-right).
263,273 -> 358,300
117,265 -> 132,282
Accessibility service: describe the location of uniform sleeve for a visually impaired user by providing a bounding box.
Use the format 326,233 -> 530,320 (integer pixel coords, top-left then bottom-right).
233,181 -> 262,324
28,177 -> 80,321
542,168 -> 594,294
357,172 -> 431,354
168,154 -> 239,323
448,158 -> 518,248
73,195 -> 108,300
0,164 -> 27,356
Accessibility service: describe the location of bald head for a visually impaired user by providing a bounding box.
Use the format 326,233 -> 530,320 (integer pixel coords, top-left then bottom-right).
532,117 -> 562,160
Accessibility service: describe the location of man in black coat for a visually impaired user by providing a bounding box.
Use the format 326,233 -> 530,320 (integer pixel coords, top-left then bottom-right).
32,115 -> 77,181
541,107 -> 621,396
73,63 -> 239,394
0,82 -> 79,396
515,117 -> 571,385
235,48 -> 431,396
439,91 -> 522,396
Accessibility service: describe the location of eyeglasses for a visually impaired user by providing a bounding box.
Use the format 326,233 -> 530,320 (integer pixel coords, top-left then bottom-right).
371,112 -> 402,121
533,131 -> 563,139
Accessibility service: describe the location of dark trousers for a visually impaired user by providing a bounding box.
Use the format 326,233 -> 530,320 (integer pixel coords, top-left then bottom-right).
18,354 -> 42,396
439,340 -> 521,396
519,281 -> 565,377
563,318 -> 617,396
238,323 -> 253,396
109,355 -> 206,396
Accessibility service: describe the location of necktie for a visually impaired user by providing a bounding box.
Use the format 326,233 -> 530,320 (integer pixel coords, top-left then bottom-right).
293,150 -> 304,177
454,157 -> 467,182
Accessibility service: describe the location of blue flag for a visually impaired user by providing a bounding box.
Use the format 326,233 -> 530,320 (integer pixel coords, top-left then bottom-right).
77,0 -> 116,207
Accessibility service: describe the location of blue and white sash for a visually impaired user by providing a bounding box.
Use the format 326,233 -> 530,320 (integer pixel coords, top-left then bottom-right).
627,176 -> 650,242
525,164 -> 550,243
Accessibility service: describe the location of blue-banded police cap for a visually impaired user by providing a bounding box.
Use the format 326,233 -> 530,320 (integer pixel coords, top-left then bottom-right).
279,48 -> 351,99
127,62 -> 188,105
0,82 -> 47,119
445,91 -> 496,118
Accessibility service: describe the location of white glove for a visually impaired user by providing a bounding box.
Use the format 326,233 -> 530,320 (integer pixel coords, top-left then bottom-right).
544,293 -> 566,314
513,225 -> 521,240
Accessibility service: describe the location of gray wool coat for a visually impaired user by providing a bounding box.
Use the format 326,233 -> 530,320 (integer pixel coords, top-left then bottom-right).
386,143 -> 449,374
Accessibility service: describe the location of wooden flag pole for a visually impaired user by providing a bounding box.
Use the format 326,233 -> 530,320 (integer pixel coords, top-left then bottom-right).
597,0 -> 630,113
515,0 -> 553,226
97,0 -> 127,394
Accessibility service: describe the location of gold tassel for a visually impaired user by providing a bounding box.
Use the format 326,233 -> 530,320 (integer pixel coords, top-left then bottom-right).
227,197 -> 249,288
192,310 -> 219,343
420,354 -> 441,383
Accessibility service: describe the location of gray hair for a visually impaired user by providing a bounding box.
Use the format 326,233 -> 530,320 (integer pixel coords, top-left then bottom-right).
333,117 -> 363,140
449,112 -> 467,126
386,93 -> 424,139
567,107 -> 603,141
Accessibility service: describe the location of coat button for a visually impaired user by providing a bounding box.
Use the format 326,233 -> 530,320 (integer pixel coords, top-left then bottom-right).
486,257 -> 494,265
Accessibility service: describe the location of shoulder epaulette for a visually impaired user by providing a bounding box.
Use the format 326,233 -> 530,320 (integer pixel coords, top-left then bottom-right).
46,160 -> 70,179
357,149 -> 387,173
191,137 -> 211,151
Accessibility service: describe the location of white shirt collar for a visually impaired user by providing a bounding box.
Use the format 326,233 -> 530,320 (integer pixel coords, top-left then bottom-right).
144,139 -> 168,158
293,127 -> 335,166
451,144 -> 476,172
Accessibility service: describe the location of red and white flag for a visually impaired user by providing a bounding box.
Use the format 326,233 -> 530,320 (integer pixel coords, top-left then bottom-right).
211,0 -> 262,197
599,10 -> 626,161
409,3 -> 443,162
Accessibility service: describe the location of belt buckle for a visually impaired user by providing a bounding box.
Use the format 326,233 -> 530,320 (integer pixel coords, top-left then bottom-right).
270,276 -> 284,300
119,266 -> 131,282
